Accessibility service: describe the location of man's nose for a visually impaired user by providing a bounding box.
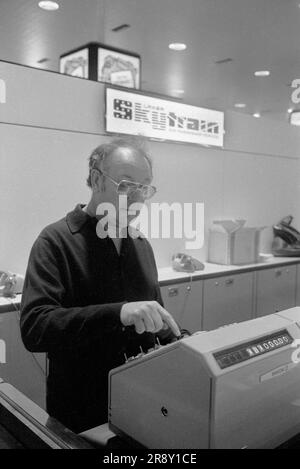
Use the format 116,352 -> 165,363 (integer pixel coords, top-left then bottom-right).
128,190 -> 146,205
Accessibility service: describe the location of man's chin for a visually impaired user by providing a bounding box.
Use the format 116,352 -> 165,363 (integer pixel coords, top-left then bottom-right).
128,213 -> 140,223
116,215 -> 138,228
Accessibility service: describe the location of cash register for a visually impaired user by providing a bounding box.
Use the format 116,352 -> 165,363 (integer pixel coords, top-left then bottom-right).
108,308 -> 300,449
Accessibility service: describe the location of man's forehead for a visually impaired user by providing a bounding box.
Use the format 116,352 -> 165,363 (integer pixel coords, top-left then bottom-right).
108,146 -> 142,163
105,147 -> 151,177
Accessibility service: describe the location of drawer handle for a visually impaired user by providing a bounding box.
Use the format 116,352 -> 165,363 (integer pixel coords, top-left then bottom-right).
225,278 -> 234,285
168,287 -> 178,297
186,286 -> 191,292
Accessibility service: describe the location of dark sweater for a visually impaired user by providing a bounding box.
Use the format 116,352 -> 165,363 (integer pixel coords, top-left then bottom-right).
20,204 -> 173,433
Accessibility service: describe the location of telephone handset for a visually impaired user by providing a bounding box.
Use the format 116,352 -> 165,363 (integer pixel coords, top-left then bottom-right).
172,253 -> 205,273
0,271 -> 24,297
272,216 -> 300,256
273,215 -> 300,245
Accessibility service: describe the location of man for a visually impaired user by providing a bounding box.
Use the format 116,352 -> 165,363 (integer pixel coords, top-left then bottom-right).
20,138 -> 180,433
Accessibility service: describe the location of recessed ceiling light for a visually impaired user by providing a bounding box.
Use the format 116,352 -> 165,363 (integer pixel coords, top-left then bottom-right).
253,112 -> 261,118
234,103 -> 246,108
38,1 -> 59,11
287,108 -> 294,114
168,43 -> 187,51
254,70 -> 270,77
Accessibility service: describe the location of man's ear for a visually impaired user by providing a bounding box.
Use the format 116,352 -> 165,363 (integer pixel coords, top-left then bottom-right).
90,169 -> 102,193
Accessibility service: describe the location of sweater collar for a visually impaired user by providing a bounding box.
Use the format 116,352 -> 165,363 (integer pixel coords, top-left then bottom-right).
66,204 -> 142,240
66,204 -> 97,234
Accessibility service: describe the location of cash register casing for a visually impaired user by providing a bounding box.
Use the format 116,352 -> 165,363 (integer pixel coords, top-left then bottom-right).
109,308 -> 300,449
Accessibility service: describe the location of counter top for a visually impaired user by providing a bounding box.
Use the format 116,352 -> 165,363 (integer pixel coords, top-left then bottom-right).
158,256 -> 300,285
0,294 -> 21,315
80,422 -> 300,449
0,257 -> 300,314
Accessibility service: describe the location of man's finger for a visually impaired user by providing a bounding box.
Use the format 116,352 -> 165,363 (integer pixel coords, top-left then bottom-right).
142,310 -> 156,332
145,307 -> 164,332
134,317 -> 146,334
156,304 -> 181,337
152,314 -> 164,332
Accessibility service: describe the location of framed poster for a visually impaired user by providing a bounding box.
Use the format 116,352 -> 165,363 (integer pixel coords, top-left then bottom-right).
59,48 -> 89,78
105,87 -> 225,147
60,43 -> 140,88
98,47 -> 140,89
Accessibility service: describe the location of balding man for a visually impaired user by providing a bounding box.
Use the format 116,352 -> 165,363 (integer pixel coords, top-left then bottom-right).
20,138 -> 180,433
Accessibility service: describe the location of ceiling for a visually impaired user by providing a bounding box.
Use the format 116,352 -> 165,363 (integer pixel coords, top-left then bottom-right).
1,0 -> 300,123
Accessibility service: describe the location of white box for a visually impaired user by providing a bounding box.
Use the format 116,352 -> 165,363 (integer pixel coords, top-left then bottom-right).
208,220 -> 265,265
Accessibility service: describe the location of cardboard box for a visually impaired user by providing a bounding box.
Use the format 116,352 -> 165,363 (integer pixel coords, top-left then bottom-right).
208,219 -> 265,265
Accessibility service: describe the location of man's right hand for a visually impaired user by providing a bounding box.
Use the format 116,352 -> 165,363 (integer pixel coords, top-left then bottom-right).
120,301 -> 181,337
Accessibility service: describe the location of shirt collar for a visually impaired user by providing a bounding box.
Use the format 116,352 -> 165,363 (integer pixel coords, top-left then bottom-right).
66,204 -> 143,239
66,204 -> 97,234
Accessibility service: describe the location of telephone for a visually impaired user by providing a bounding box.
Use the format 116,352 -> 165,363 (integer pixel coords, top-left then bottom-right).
172,253 -> 205,273
272,216 -> 300,257
0,271 -> 24,297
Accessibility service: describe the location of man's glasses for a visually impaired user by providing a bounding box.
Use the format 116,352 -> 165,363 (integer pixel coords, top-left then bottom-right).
93,168 -> 157,200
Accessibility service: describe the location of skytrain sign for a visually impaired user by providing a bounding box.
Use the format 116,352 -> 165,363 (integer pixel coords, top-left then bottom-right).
105,87 -> 224,147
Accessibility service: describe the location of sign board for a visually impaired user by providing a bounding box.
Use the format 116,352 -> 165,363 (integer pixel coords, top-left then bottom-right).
106,88 -> 224,147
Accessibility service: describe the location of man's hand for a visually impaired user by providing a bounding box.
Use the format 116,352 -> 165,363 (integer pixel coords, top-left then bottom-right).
120,301 -> 181,337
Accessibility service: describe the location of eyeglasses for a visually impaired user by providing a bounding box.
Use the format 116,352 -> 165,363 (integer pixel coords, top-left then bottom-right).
93,168 -> 157,200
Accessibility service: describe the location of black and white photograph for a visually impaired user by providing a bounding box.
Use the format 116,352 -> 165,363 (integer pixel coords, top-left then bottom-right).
1,0 -> 300,453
